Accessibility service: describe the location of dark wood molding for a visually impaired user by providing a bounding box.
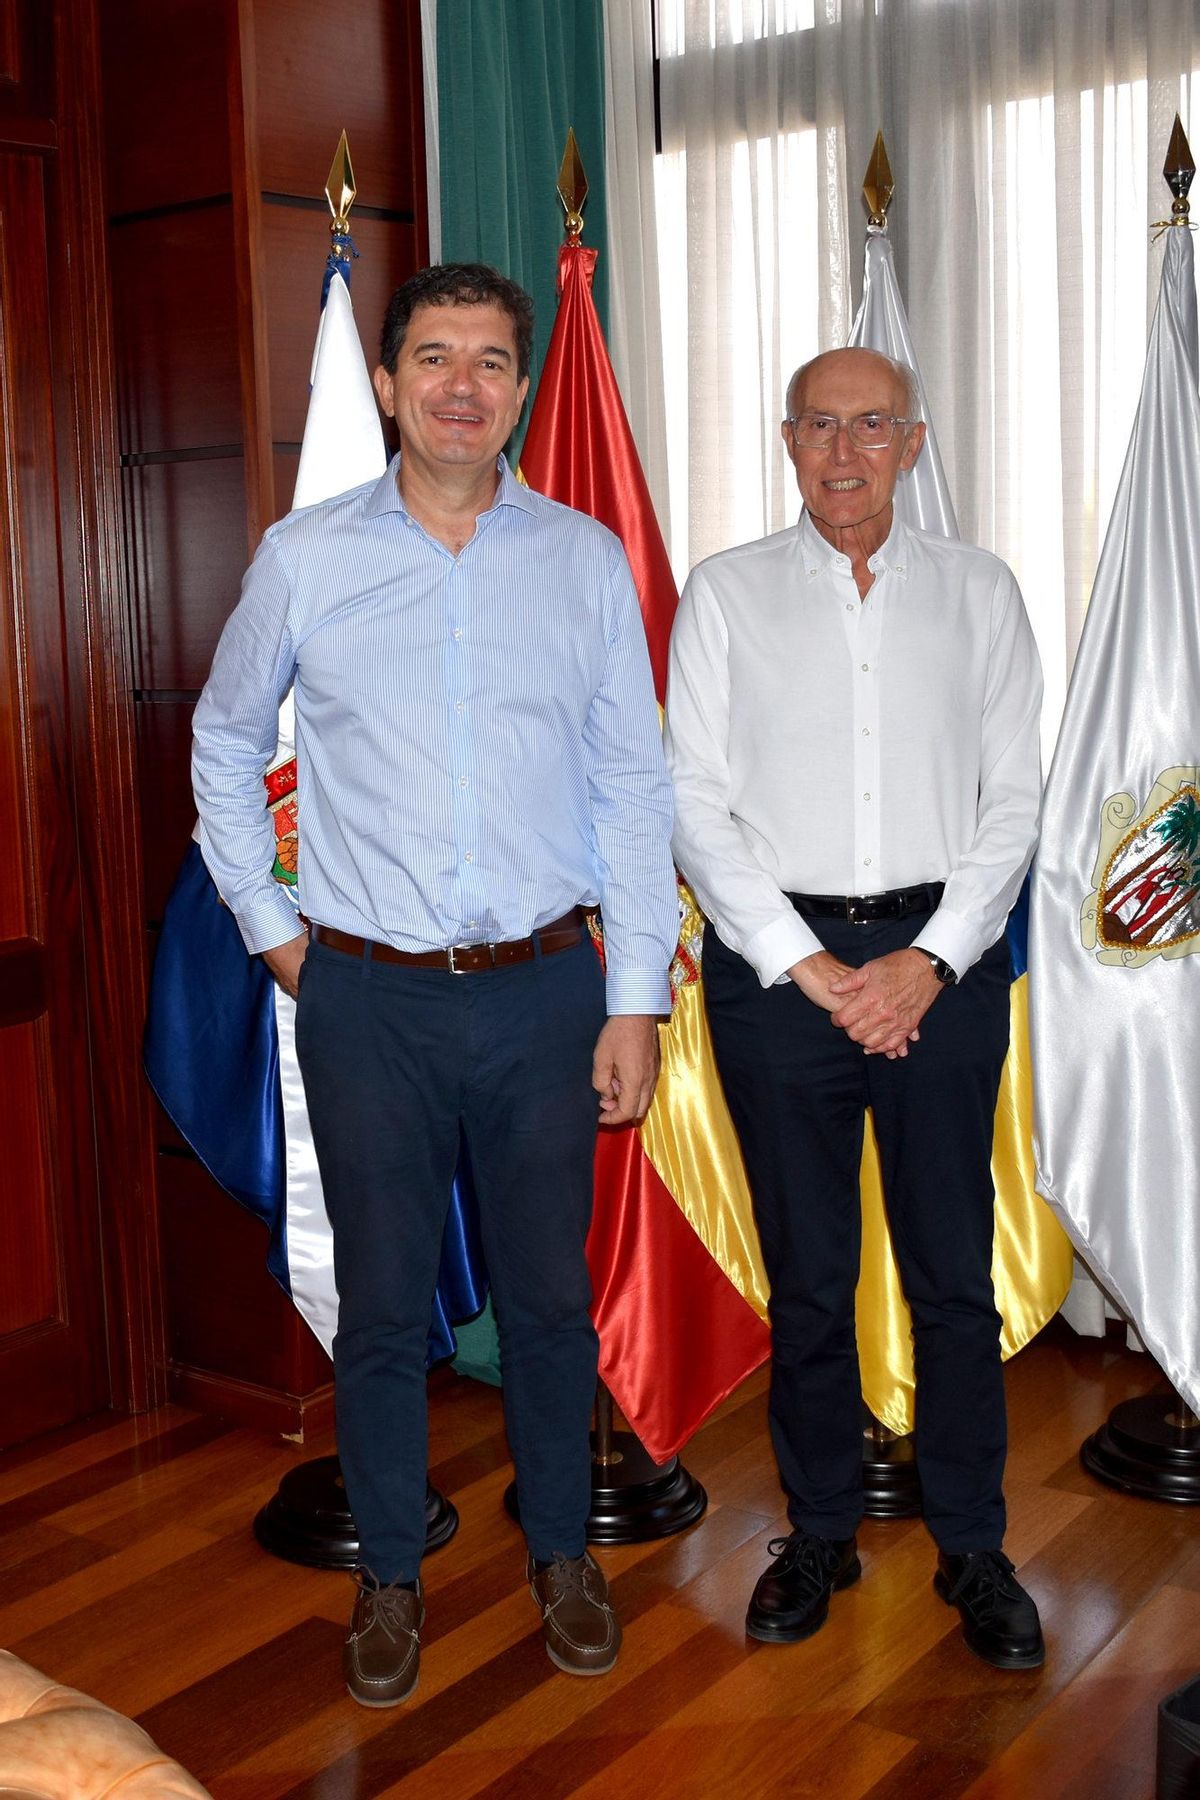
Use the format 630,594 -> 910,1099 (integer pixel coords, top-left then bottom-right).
166,1363 -> 335,1440
0,119 -> 56,151
403,0 -> 429,270
0,938 -> 46,1027
53,0 -> 165,1412
228,0 -> 274,550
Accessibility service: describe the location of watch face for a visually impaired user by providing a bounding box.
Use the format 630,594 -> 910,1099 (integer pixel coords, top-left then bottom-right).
917,947 -> 954,984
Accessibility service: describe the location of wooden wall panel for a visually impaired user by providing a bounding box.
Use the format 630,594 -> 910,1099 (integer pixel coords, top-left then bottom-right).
160,1154 -> 333,1402
0,269 -> 30,942
0,39 -> 146,1444
102,0 -> 427,1437
0,1 -> 53,122
271,448 -> 299,522
125,454 -> 249,691
251,0 -> 420,214
0,6 -> 19,91
135,702 -> 197,923
100,0 -> 229,215
0,1025 -> 55,1331
109,205 -> 241,452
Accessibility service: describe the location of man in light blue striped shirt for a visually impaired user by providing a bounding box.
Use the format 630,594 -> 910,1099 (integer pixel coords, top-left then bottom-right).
193,264 -> 677,1703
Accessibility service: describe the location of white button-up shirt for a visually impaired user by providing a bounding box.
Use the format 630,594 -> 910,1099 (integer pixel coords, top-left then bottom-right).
664,511 -> 1043,985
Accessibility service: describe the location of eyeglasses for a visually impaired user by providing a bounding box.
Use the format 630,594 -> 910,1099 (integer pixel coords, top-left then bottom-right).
785,412 -> 914,451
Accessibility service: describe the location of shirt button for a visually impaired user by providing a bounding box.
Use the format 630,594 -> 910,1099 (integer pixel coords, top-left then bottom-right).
863,791 -> 871,801
467,920 -> 478,929
458,775 -> 469,787
862,727 -> 870,737
452,628 -> 463,640
464,851 -> 474,862
455,701 -> 466,712
861,663 -> 869,672
845,603 -> 854,613
863,857 -> 872,867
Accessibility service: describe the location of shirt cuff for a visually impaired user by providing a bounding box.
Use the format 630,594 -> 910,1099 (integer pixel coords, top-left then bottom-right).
910,908 -> 977,982
234,892 -> 307,958
742,911 -> 823,988
606,969 -> 673,1016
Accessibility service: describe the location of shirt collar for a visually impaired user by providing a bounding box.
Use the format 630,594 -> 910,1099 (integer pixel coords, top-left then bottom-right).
363,451 -> 537,521
797,508 -> 909,581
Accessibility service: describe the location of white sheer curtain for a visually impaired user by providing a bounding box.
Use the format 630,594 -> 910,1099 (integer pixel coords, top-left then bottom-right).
608,0 -> 1200,747
604,0 -> 674,536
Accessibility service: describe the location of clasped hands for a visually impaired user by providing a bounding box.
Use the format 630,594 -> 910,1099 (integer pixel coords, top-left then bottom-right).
788,947 -> 943,1058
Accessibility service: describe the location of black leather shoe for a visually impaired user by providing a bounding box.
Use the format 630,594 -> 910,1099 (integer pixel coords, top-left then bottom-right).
935,1550 -> 1045,1670
746,1531 -> 861,1643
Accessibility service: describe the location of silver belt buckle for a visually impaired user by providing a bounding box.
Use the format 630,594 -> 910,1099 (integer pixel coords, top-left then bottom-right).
447,942 -> 497,973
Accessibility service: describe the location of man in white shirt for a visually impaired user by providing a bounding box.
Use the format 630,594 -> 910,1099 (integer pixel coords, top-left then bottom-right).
664,347 -> 1045,1670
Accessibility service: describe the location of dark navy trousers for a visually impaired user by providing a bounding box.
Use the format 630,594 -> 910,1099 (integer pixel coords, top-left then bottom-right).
703,913 -> 1011,1553
294,933 -> 606,1583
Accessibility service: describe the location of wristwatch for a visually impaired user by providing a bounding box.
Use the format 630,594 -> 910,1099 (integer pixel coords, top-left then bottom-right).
913,946 -> 958,986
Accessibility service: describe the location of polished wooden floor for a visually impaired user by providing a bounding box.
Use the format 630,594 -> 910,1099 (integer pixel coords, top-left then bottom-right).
1,1322 -> 1197,1798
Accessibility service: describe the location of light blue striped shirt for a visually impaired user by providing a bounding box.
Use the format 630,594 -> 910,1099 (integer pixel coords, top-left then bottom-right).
193,454 -> 677,1015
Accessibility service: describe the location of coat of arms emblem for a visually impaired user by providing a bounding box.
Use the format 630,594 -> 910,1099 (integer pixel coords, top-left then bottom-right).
1082,765 -> 1200,965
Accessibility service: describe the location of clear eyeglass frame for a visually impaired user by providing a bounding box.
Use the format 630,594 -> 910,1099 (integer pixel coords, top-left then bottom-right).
785,412 -> 914,451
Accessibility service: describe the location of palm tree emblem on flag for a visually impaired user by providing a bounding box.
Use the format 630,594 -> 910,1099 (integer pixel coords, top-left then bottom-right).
1085,768 -> 1200,961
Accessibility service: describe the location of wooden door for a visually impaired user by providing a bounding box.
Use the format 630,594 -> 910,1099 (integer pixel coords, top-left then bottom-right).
0,146 -> 109,1445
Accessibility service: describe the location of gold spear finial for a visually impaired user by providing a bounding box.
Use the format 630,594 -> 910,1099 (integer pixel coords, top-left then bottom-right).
325,130 -> 357,237
1153,115 -> 1195,237
1164,114 -> 1195,214
862,132 -> 894,230
557,128 -> 588,241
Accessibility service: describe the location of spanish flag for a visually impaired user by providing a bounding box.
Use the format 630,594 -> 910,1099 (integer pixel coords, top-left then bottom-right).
520,239 -> 771,1462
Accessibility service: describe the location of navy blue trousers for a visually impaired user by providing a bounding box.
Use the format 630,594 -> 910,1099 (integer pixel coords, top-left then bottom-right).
703,914 -> 1010,1553
294,934 -> 606,1583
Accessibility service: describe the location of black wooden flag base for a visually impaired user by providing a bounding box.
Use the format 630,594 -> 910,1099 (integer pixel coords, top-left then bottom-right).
1158,1672 -> 1200,1799
1081,1390 -> 1200,1504
861,1412 -> 923,1519
253,1455 -> 459,1569
503,1383 -> 707,1545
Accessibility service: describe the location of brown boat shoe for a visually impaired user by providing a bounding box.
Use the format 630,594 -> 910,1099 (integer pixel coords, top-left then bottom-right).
343,1568 -> 424,1707
528,1550 -> 621,1676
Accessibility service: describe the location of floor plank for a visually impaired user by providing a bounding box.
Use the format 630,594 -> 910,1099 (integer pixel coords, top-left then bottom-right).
0,1327 -> 1195,1798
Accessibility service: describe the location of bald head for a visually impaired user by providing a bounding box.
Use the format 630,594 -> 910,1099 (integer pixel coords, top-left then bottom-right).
786,348 -> 918,425
780,346 -> 926,551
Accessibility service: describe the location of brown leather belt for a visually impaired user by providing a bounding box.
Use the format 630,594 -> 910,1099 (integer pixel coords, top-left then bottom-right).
309,908 -> 587,973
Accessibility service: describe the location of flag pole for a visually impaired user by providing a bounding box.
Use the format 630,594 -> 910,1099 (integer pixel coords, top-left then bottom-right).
849,133 -> 925,1522
1076,119 -> 1200,1508
498,129 -> 708,1540
560,127 -> 703,1539
250,136 -> 459,1568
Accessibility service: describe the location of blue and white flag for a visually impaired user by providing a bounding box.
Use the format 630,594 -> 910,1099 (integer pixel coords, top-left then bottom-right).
145,260 -> 487,1361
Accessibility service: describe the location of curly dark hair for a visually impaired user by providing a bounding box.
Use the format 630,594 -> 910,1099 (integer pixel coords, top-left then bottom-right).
379,263 -> 535,381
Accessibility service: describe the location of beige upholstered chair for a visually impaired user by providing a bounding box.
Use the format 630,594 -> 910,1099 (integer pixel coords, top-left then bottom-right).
0,1651 -> 209,1799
